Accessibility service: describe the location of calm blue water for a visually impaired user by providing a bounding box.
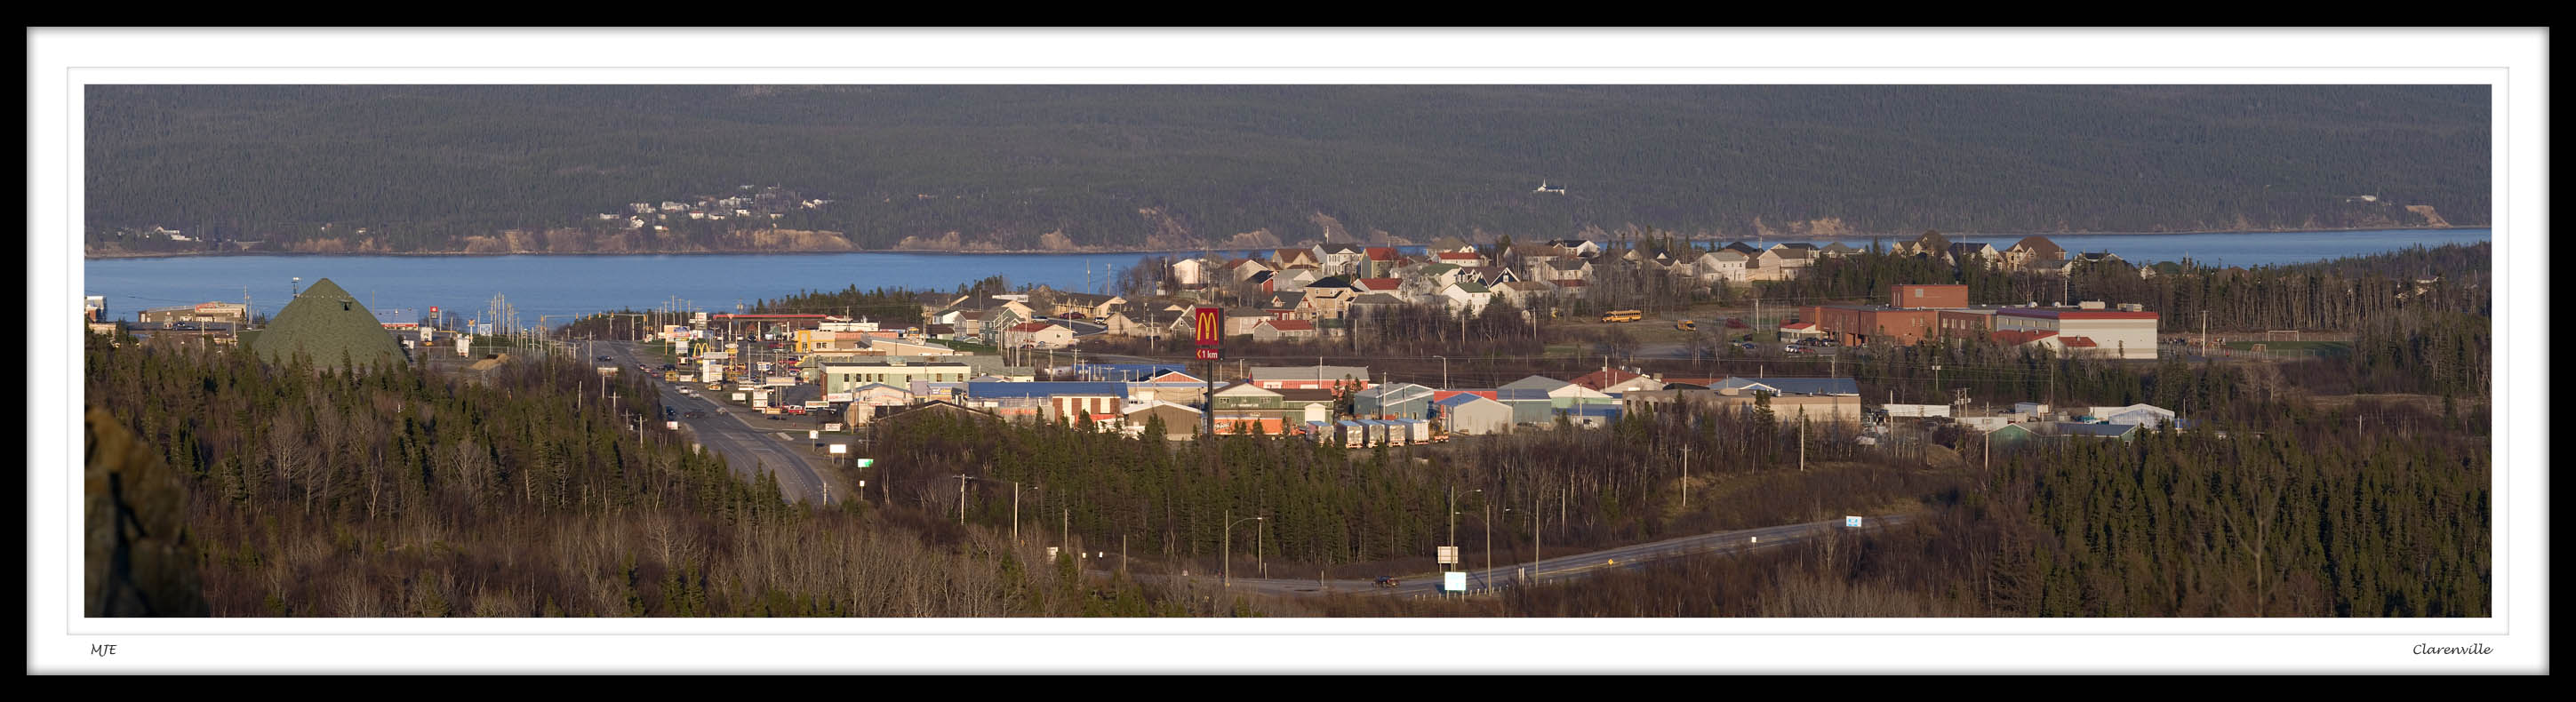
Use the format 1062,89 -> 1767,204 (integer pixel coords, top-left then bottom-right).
83,228 -> 2488,324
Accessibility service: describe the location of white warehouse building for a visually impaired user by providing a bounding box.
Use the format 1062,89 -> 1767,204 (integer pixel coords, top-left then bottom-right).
1993,308 -> 2160,360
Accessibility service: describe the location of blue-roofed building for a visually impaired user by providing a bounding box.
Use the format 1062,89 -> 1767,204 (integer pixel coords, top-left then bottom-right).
1709,376 -> 1862,396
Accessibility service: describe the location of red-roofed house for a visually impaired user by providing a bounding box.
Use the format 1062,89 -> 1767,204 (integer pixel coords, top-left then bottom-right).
1363,247 -> 1403,277
1356,277 -> 1403,293
1252,318 -> 1318,341
1434,251 -> 1486,267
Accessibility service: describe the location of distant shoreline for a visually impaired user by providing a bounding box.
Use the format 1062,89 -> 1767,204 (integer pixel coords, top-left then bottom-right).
84,226 -> 2490,260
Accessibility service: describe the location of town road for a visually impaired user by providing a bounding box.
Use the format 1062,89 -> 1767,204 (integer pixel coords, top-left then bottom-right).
1125,515 -> 1911,599
597,340 -> 842,506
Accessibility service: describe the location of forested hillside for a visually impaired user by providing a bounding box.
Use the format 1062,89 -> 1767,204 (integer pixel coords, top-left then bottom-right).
85,85 -> 2489,254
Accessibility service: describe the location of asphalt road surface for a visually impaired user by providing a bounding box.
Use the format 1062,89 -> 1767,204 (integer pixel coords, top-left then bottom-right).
1125,515 -> 1912,599
596,340 -> 841,506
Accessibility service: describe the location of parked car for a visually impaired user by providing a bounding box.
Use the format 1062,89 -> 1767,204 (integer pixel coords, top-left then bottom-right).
596,355 -> 613,362
1725,318 -> 1748,329
1784,345 -> 1806,354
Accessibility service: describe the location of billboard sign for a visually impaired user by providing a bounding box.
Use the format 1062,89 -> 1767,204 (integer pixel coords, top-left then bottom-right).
828,443 -> 848,455
825,393 -> 853,403
428,306 -> 439,327
1444,571 -> 1468,592
1196,348 -> 1220,360
1844,515 -> 1864,529
1194,307 -> 1221,351
855,459 -> 875,468
823,422 -> 844,432
1436,546 -> 1459,565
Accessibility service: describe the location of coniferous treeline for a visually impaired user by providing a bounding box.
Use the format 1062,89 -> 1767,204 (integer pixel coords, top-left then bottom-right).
81,334 -> 1228,617
1341,395 -> 2491,618
86,85 -> 2489,252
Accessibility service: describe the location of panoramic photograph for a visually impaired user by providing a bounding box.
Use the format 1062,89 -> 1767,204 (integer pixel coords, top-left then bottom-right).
76,82 -> 2494,620
33,26 -> 2545,675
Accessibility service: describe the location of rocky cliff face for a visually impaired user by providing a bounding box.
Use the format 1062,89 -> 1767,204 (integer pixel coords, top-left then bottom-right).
85,407 -> 208,617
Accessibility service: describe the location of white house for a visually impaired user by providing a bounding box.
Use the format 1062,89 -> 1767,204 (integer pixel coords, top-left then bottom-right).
1439,281 -> 1494,315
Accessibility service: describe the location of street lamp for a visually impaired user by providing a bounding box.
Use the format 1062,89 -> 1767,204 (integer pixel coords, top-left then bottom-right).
1222,510 -> 1265,587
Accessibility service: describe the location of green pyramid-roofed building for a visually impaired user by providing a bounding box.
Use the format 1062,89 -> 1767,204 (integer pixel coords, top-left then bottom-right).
251,278 -> 407,370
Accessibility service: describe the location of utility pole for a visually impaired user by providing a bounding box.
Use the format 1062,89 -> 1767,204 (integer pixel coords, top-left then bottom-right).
1680,445 -> 1689,508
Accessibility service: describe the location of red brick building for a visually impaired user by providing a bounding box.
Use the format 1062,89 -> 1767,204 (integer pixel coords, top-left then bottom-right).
1891,283 -> 1969,309
1801,305 -> 1937,347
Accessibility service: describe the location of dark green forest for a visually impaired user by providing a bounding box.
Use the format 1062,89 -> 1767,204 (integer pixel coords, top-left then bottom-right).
86,85 -> 2488,253
81,333 -> 1228,617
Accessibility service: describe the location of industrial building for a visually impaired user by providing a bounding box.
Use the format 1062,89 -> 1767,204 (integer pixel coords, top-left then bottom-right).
1991,307 -> 2160,360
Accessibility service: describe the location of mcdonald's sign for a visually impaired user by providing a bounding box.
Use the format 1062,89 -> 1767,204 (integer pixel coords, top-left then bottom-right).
1194,307 -> 1222,350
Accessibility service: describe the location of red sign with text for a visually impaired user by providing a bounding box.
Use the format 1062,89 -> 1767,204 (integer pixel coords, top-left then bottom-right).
1196,348 -> 1220,360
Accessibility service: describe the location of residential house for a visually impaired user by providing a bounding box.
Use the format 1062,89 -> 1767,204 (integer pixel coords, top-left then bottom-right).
1252,318 -> 1319,342
1002,322 -> 1074,349
1223,308 -> 1272,337
1314,243 -> 1368,277
1299,277 -> 1359,320
1537,258 -> 1593,283
1355,277 -> 1404,295
2004,235 -> 2067,271
1260,291 -> 1310,321
1345,293 -> 1411,320
1819,242 -> 1859,259
1363,247 -> 1404,278
1427,236 -> 1478,254
1896,231 -> 1953,259
1432,250 -> 1486,267
1172,258 -> 1215,286
1544,239 -> 1603,258
1492,280 -> 1558,307
1271,248 -> 1319,270
1228,257 -> 1276,282
1695,250 -> 1751,283
1946,242 -> 2002,269
2061,251 -> 2125,275
1721,241 -> 1764,258
1439,281 -> 1494,315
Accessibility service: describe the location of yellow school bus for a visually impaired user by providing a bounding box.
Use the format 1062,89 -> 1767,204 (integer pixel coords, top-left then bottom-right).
1601,309 -> 1643,323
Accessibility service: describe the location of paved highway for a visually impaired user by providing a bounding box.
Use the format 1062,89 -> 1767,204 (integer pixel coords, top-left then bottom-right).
596,340 -> 841,506
1128,515 -> 1911,599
